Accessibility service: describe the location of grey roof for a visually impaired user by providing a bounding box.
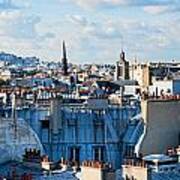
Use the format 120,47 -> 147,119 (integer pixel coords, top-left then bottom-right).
113,80 -> 139,86
38,172 -> 78,180
123,120 -> 144,144
152,172 -> 180,180
143,154 -> 173,162
0,161 -> 78,180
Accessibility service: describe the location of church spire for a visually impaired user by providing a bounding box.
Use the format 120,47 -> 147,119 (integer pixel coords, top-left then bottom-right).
62,40 -> 68,76
63,40 -> 67,60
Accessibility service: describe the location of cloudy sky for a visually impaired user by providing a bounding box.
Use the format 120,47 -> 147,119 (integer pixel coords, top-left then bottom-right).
0,0 -> 180,63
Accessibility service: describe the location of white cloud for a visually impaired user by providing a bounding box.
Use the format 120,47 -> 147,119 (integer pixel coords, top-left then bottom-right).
0,10 -> 54,40
73,0 -> 129,8
73,0 -> 99,9
72,0 -> 179,16
143,5 -> 169,14
72,0 -> 134,9
73,0 -> 174,9
0,0 -> 180,62
0,8 -> 55,61
67,14 -> 88,26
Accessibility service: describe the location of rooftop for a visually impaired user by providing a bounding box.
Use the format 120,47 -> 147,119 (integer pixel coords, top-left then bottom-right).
143,154 -> 174,163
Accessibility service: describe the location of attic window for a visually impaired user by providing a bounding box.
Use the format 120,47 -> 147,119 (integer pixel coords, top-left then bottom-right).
41,120 -> 49,129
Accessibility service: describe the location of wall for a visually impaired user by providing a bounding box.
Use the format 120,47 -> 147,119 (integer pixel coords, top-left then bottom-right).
124,85 -> 140,96
149,80 -> 173,96
81,167 -> 115,180
130,63 -> 150,88
82,167 -> 102,180
122,165 -> 149,180
15,102 -> 139,169
149,79 -> 180,96
173,80 -> 180,95
140,99 -> 180,155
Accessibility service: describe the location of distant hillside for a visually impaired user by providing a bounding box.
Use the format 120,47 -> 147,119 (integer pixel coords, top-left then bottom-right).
0,52 -> 40,66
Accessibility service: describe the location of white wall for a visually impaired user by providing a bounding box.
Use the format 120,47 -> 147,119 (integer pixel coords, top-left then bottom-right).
149,80 -> 173,96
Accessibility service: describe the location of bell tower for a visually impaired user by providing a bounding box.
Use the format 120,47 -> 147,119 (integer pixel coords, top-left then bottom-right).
115,49 -> 129,80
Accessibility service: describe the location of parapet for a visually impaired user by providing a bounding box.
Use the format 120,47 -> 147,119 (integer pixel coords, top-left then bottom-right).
142,94 -> 180,102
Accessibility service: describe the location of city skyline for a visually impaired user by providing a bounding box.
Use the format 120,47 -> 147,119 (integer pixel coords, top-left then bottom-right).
0,0 -> 180,63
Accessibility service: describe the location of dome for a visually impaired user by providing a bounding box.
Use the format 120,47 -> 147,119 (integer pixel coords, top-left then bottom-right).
0,118 -> 44,164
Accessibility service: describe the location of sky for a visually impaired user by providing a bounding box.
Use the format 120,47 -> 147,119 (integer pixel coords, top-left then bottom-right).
0,0 -> 180,63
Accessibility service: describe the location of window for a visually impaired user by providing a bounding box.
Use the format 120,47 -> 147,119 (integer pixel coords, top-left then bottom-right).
41,120 -> 49,129
94,147 -> 104,161
69,147 -> 80,162
125,175 -> 131,180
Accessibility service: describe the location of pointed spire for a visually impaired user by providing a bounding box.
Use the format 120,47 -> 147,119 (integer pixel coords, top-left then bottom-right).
62,40 -> 68,76
63,40 -> 67,60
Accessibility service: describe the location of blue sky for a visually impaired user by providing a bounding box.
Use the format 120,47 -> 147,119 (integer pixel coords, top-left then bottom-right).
0,0 -> 180,63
